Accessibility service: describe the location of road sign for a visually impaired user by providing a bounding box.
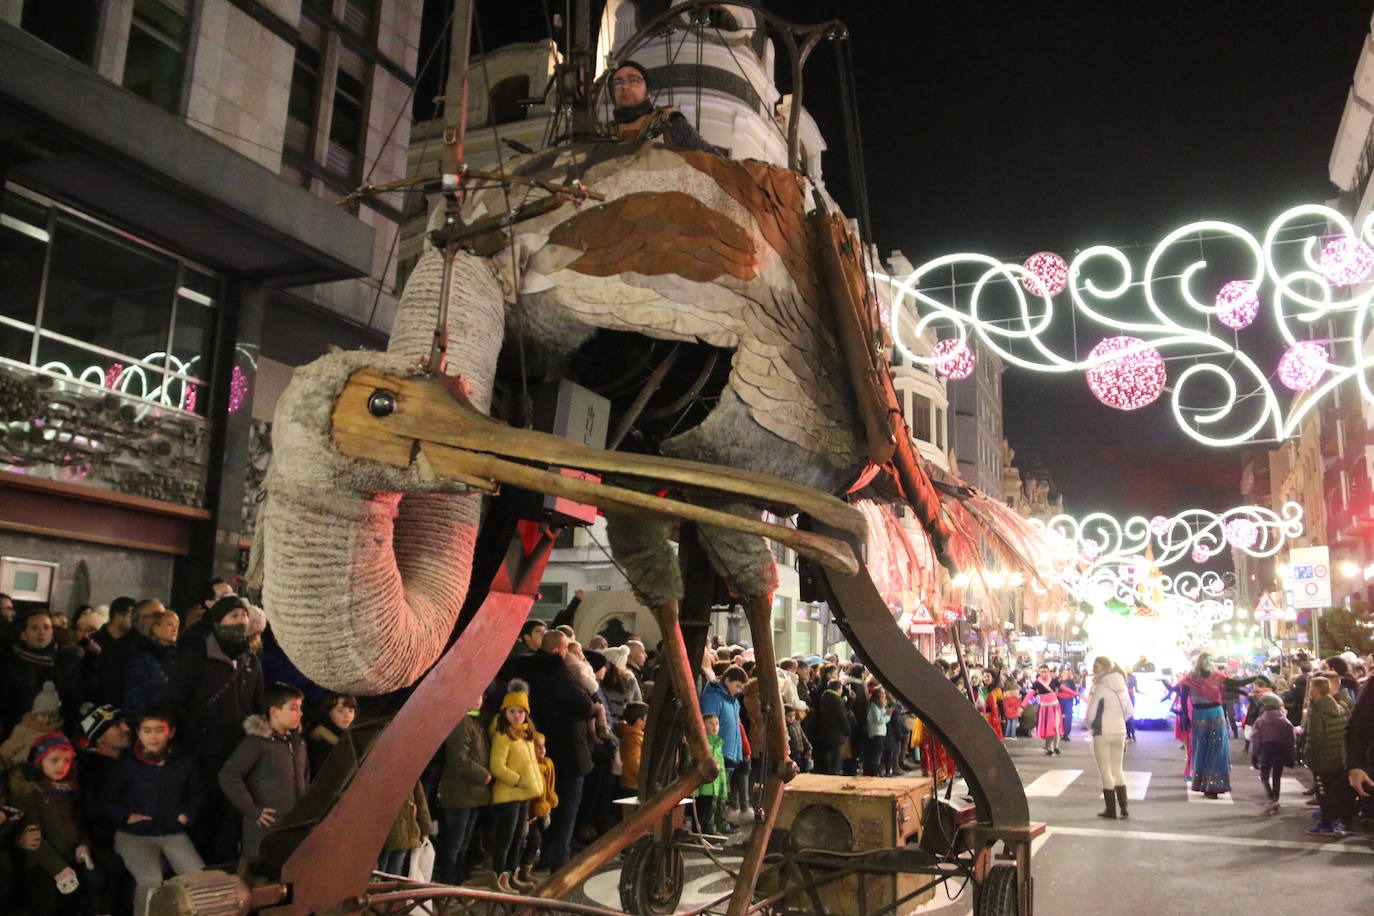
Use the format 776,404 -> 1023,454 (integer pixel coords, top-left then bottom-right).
1253,591 -> 1282,621
1288,545 -> 1331,609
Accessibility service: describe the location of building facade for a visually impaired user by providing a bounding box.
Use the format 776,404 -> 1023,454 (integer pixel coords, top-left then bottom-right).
0,0 -> 421,611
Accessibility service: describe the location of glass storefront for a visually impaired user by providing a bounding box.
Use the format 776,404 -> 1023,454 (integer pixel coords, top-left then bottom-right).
0,183 -> 219,415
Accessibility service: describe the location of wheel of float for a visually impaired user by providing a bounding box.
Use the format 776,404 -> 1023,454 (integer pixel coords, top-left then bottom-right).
972,863 -> 1018,916
618,836 -> 685,916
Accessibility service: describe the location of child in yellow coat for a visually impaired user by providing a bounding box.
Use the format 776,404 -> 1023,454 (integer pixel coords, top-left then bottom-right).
488,682 -> 542,893
521,732 -> 558,885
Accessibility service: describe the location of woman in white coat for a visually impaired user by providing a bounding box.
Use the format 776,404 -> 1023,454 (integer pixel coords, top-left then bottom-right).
1087,656 -> 1134,819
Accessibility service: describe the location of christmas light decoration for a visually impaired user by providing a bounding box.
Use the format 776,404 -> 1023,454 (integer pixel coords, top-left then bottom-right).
1191,545 -> 1210,563
932,338 -> 975,378
1149,515 -> 1169,536
1319,236 -> 1374,287
1022,251 -> 1068,296
1224,517 -> 1259,550
1214,280 -> 1259,329
25,346 -> 255,416
1277,341 -> 1327,391
879,205 -> 1374,446
1085,336 -> 1167,410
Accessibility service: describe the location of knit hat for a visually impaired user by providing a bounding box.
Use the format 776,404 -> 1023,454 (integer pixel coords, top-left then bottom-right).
603,645 -> 630,671
501,679 -> 531,714
30,681 -> 60,717
612,59 -> 652,90
29,732 -> 74,768
1259,692 -> 1284,710
207,594 -> 247,626
244,601 -> 267,638
78,703 -> 123,745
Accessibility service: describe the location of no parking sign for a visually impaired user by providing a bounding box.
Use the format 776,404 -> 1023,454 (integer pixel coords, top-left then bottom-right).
1288,545 -> 1330,609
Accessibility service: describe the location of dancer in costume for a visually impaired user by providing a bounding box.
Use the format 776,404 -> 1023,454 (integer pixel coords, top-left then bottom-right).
1180,653 -> 1258,798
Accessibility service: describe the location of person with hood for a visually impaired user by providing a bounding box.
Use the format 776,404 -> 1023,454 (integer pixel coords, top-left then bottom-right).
1249,692 -> 1296,814
104,708 -> 205,916
1,681 -> 65,766
217,683 -> 309,866
169,594 -> 264,863
436,702 -> 491,885
606,60 -> 726,155
1085,657 -> 1134,819
1181,652 -> 1258,798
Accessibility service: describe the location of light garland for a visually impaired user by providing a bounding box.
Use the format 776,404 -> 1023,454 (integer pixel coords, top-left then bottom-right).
1085,335 -> 1167,410
29,350 -> 250,416
932,337 -> 975,378
1028,501 -> 1303,571
878,205 -> 1374,446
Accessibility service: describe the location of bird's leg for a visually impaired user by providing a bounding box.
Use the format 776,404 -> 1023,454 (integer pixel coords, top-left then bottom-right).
726,590 -> 796,916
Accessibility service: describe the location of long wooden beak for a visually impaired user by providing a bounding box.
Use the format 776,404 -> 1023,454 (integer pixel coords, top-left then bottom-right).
329,368 -> 865,575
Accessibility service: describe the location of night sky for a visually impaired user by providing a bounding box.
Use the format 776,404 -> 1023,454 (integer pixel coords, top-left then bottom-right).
430,1 -> 1374,522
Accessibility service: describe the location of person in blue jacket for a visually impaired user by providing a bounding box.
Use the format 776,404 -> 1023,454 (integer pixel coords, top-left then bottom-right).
699,666 -> 747,814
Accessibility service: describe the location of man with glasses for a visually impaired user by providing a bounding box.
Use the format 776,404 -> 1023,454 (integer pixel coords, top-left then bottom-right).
608,60 -> 727,156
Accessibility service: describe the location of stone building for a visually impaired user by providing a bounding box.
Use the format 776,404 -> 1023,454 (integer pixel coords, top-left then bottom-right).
0,0 -> 421,611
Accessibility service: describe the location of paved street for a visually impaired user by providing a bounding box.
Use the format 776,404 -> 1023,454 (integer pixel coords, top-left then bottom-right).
572,727 -> 1374,913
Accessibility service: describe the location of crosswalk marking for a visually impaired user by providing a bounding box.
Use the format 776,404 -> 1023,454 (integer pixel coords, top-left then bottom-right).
1024,769 -> 1084,797
1122,770 -> 1150,800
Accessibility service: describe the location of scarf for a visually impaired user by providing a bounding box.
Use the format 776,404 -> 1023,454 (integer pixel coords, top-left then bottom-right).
135,742 -> 169,766
613,99 -> 655,124
15,644 -> 56,668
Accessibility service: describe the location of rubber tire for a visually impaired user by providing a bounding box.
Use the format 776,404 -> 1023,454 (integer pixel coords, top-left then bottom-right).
972,863 -> 1019,916
618,837 -> 684,916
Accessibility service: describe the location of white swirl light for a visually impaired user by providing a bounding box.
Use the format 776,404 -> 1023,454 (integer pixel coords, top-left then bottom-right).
878,205 -> 1374,447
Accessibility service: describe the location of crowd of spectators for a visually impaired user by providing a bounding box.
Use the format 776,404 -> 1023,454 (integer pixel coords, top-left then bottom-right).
11,575 -> 1369,913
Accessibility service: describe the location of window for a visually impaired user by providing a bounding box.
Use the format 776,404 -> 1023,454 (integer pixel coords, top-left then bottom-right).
124,0 -> 189,112
286,42 -> 323,155
910,392 -> 931,442
0,185 -> 218,415
0,194 -> 48,362
21,0 -> 100,65
342,0 -> 380,37
328,51 -> 368,178
489,75 -> 531,126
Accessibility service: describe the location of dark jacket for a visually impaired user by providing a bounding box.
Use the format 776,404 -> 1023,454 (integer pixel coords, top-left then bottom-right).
170,633 -> 264,765
1348,678 -> 1374,774
1306,693 -> 1349,772
509,651 -> 596,778
439,713 -> 492,809
1250,709 -> 1297,768
94,626 -> 135,706
77,748 -> 124,847
103,745 -> 203,836
217,715 -> 310,858
10,764 -> 89,877
0,643 -> 83,734
809,688 -> 852,748
124,638 -> 177,718
305,721 -> 344,777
